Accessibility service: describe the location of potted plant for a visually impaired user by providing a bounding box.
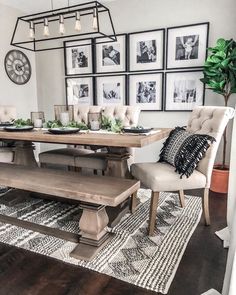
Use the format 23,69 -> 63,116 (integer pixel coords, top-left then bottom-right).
200,38 -> 236,193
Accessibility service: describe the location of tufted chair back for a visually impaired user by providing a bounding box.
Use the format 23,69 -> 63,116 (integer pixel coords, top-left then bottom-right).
0,106 -> 16,122
73,105 -> 140,127
73,106 -> 103,125
186,106 -> 234,187
102,106 -> 140,127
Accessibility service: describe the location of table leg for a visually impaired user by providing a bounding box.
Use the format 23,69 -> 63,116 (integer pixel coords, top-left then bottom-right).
105,147 -> 131,178
70,203 -> 112,261
14,141 -> 38,167
105,147 -> 133,227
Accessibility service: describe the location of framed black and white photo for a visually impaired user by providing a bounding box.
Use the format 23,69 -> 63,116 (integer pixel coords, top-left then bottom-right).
164,71 -> 205,111
128,29 -> 165,72
166,22 -> 209,70
64,39 -> 94,76
95,34 -> 127,74
128,73 -> 163,111
95,75 -> 126,106
66,77 -> 94,106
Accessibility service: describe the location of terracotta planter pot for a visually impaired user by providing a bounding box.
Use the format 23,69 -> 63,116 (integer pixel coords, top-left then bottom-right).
210,165 -> 229,194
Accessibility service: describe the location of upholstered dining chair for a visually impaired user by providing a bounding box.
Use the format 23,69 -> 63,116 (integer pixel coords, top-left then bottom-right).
73,105 -> 140,173
131,106 -> 235,236
39,105 -> 140,174
0,106 -> 17,164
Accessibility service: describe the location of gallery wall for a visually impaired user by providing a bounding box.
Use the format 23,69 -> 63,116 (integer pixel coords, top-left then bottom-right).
35,0 -> 236,162
0,4 -> 38,118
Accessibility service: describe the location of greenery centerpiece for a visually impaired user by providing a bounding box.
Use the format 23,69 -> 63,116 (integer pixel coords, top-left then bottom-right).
200,38 -> 236,169
100,115 -> 123,133
46,120 -> 88,130
13,119 -> 33,127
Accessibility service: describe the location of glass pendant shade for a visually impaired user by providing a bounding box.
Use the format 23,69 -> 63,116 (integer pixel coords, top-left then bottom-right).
75,12 -> 81,32
43,18 -> 50,37
92,9 -> 98,30
29,21 -> 35,39
59,15 -> 65,35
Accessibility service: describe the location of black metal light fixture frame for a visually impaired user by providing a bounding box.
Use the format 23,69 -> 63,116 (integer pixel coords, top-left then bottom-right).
11,1 -> 117,52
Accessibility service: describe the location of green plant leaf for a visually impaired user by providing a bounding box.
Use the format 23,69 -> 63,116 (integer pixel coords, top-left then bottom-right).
208,56 -> 222,64
216,38 -> 226,50
215,51 -> 227,59
221,58 -> 231,67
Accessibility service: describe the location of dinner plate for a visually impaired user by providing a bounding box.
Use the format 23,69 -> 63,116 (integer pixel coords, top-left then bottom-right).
122,127 -> 153,134
0,122 -> 14,127
4,126 -> 34,132
48,127 -> 80,134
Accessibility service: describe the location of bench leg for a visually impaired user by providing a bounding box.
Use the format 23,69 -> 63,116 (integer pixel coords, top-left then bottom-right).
70,203 -> 112,261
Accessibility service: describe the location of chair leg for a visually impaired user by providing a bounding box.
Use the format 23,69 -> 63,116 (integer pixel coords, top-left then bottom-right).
131,191 -> 137,214
148,191 -> 159,236
203,188 -> 210,225
74,167 -> 82,173
178,190 -> 185,208
68,166 -> 75,172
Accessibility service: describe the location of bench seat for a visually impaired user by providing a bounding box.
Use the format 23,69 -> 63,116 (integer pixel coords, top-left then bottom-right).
0,163 -> 140,260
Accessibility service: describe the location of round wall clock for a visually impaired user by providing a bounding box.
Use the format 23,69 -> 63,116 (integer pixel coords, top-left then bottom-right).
4,50 -> 31,85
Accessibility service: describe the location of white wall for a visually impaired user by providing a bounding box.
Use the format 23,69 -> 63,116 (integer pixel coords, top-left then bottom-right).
35,0 -> 236,162
0,4 -> 38,118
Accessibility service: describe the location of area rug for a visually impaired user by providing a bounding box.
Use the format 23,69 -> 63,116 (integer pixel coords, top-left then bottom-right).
0,189 -> 202,294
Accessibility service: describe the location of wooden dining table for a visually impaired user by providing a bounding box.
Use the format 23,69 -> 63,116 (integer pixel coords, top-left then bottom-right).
0,128 -> 171,226
0,128 -> 171,176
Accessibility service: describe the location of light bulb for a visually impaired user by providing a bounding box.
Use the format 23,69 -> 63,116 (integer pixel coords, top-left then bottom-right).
92,9 -> 98,30
43,18 -> 50,37
29,21 -> 35,39
75,12 -> 81,32
59,15 -> 65,35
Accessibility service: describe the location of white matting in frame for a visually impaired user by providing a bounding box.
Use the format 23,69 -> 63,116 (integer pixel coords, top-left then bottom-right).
165,71 -> 204,111
95,35 -> 127,73
65,40 -> 93,75
167,23 -> 209,69
129,29 -> 165,72
129,73 -> 163,111
96,75 -> 126,106
66,77 -> 94,105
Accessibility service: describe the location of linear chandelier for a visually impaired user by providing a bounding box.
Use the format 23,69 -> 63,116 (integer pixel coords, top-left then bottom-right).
11,1 -> 117,52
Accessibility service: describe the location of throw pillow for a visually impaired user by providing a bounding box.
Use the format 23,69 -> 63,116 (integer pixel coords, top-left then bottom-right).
159,127 -> 215,178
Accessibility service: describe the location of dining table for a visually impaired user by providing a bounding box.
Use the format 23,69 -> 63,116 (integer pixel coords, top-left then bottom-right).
0,127 -> 171,226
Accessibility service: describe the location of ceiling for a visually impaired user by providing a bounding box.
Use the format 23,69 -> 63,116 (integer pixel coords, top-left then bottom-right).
0,0 -> 117,14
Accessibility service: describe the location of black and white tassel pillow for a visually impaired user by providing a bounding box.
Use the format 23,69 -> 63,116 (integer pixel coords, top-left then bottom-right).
159,127 -> 215,178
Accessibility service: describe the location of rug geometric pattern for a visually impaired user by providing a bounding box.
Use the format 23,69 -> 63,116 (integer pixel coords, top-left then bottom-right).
0,189 -> 202,294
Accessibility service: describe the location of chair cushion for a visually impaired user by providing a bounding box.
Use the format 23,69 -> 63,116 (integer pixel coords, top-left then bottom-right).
39,148 -> 94,166
74,153 -> 107,171
159,127 -> 215,178
131,162 -> 206,192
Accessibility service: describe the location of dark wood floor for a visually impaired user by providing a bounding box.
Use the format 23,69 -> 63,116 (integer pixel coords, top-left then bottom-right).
0,190 -> 228,295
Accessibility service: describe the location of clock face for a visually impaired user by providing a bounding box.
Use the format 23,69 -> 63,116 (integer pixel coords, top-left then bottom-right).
4,50 -> 31,85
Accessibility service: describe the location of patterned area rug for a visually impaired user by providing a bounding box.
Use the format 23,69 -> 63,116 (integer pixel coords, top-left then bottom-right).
0,189 -> 202,294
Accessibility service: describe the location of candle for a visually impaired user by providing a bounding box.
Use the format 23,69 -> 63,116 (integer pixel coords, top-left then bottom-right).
60,112 -> 70,126
90,120 -> 100,131
34,118 -> 43,128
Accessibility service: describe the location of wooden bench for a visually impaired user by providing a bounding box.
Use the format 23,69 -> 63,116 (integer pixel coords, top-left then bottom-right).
0,163 -> 140,261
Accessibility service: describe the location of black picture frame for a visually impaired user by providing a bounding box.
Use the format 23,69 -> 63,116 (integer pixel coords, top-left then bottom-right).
64,39 -> 95,76
128,28 -> 165,72
166,22 -> 209,70
94,74 -> 127,106
164,70 -> 205,112
127,72 -> 164,111
94,34 -> 128,74
65,76 -> 95,106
